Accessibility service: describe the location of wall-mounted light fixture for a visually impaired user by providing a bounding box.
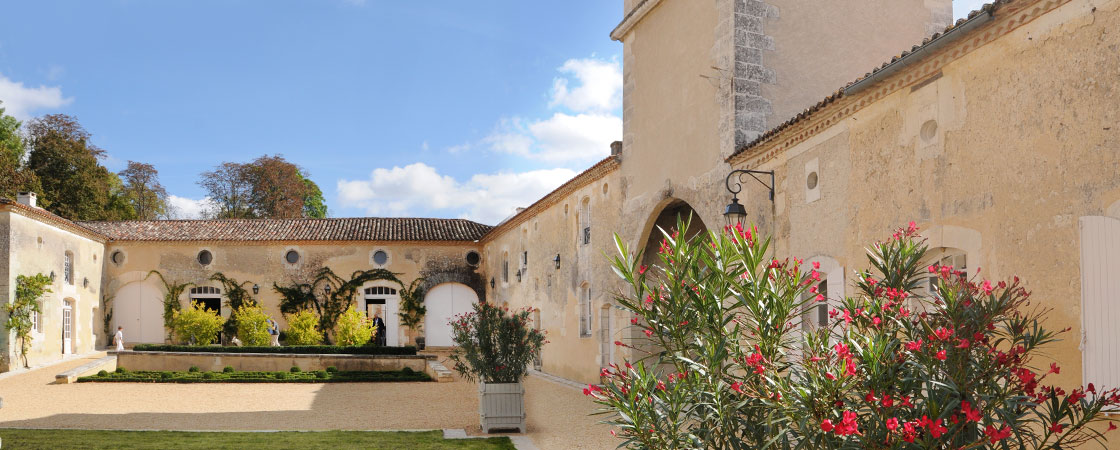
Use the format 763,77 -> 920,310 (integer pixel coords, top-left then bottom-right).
324,284 -> 332,295
553,254 -> 561,269
516,270 -> 522,282
50,271 -> 56,282
490,277 -> 496,289
723,169 -> 775,227
252,284 -> 260,295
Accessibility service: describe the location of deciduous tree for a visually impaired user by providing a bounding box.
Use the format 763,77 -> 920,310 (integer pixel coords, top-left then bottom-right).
198,162 -> 254,219
25,114 -> 135,220
120,161 -> 169,219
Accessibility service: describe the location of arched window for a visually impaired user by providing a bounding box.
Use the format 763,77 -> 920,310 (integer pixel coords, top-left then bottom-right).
189,286 -> 222,314
579,283 -> 592,337
918,248 -> 968,299
579,197 -> 591,245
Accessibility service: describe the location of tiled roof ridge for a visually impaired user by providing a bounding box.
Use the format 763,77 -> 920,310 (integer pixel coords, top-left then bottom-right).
480,156 -> 620,243
727,0 -> 1039,164
79,216 -> 494,242
0,198 -> 109,242
84,216 -> 488,224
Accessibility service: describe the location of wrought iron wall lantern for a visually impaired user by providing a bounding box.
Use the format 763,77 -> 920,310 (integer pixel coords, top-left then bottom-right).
723,169 -> 775,227
323,284 -> 331,295
252,284 -> 260,295
516,270 -> 522,282
553,254 -> 561,269
490,277 -> 496,289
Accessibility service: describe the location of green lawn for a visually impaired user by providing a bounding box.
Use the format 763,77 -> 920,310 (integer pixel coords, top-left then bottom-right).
0,429 -> 515,450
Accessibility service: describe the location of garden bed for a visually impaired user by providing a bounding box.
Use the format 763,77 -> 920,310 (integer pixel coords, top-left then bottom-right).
78,367 -> 431,383
131,344 -> 417,355
0,429 -> 513,449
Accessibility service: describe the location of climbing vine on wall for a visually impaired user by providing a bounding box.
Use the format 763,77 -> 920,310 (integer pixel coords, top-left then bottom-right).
5,274 -> 51,368
397,278 -> 426,345
146,270 -> 193,341
273,267 -> 403,344
209,272 -> 257,343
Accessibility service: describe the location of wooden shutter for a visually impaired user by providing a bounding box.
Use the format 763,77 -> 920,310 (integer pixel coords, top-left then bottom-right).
1080,216 -> 1120,388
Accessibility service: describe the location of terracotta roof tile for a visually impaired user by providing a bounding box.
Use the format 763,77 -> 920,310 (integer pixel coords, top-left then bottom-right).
0,198 -> 108,242
78,217 -> 493,242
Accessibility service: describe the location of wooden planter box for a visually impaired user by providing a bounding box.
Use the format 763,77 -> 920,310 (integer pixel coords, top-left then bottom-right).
479,381 -> 525,433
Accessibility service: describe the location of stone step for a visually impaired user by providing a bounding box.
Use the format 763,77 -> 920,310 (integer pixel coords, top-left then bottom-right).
426,360 -> 455,383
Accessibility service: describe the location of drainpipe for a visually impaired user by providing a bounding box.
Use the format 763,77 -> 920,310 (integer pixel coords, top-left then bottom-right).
843,9 -> 994,96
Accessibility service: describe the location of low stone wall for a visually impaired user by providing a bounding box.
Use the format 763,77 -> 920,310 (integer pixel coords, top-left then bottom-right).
113,351 -> 435,373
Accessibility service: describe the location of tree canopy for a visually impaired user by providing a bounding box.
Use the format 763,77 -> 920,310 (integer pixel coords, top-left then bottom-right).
120,161 -> 169,219
25,114 -> 135,220
198,154 -> 327,219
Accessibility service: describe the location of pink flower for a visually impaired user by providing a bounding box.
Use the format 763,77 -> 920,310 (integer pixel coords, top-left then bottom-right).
730,381 -> 744,394
812,261 -> 821,270
886,417 -> 899,431
935,350 -> 947,361
820,420 -> 834,432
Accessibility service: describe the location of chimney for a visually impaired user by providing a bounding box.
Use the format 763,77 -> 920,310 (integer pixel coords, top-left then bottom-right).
16,192 -> 37,208
610,141 -> 622,156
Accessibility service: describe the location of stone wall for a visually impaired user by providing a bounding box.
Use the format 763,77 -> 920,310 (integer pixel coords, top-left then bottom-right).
2,210 -> 106,371
732,0 -> 1120,389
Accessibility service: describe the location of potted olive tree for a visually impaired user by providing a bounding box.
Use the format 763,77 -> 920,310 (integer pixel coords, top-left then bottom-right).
449,302 -> 545,434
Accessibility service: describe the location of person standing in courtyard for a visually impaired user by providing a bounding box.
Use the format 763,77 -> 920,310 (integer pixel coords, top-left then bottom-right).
269,318 -> 280,346
371,311 -> 386,347
114,326 -> 124,351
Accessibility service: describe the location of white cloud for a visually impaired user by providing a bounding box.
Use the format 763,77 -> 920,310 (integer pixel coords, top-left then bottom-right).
485,113 -> 621,164
167,195 -> 214,219
337,163 -> 577,224
0,73 -> 72,120
478,57 -> 623,166
549,58 -> 622,113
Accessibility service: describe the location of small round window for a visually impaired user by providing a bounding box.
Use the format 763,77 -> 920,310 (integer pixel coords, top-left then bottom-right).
372,250 -> 389,266
197,250 -> 213,266
465,251 -> 481,266
111,250 -> 124,265
807,172 -> 819,190
285,250 -> 300,264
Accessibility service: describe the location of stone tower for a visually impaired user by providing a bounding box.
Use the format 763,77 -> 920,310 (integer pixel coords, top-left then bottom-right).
610,0 -> 953,242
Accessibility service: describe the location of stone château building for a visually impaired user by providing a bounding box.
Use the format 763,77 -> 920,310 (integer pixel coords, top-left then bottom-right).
2,0 -> 1118,400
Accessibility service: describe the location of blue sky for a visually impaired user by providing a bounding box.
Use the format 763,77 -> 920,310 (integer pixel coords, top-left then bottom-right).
0,1 -> 981,224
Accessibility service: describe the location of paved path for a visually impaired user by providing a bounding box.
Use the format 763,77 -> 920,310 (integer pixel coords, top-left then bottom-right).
0,356 -> 616,449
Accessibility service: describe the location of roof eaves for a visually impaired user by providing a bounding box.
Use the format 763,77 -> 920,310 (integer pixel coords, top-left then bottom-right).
0,199 -> 109,242
480,156 -> 620,243
726,1 -> 1014,164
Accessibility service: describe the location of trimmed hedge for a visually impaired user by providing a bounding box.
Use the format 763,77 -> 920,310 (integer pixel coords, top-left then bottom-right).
131,344 -> 418,356
77,369 -> 431,383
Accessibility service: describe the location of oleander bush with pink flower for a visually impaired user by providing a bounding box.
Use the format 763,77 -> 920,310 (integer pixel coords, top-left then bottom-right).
591,219 -> 1118,449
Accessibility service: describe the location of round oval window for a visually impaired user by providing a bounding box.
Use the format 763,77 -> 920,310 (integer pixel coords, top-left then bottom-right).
111,250 -> 124,265
197,250 -> 213,266
372,250 -> 389,265
806,171 -> 819,190
285,250 -> 300,264
465,251 -> 481,266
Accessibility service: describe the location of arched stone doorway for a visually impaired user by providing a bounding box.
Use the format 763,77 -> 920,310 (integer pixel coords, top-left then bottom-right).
638,199 -> 710,268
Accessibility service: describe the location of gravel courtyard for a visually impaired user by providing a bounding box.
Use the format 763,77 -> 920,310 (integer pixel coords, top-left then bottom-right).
0,354 -> 616,450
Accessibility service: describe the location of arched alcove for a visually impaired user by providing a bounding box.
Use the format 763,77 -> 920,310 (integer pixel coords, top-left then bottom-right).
637,199 -> 710,268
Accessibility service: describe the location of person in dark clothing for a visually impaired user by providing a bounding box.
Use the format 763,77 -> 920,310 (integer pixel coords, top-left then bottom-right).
371,310 -> 387,346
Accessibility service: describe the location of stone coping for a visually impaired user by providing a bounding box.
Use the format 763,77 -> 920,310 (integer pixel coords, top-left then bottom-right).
111,350 -> 436,360
54,356 -> 116,384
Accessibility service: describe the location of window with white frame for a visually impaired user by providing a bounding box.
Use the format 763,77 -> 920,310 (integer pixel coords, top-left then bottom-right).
64,251 -> 74,285
580,283 -> 592,337
579,197 -> 591,245
502,253 -> 509,283
913,249 -> 968,310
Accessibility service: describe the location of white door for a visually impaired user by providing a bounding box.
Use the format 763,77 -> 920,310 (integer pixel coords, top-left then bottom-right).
364,298 -> 400,347
424,283 -> 479,347
62,303 -> 72,354
114,281 -> 166,344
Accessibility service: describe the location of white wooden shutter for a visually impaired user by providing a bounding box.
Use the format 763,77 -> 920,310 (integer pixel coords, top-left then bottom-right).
1080,216 -> 1120,388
